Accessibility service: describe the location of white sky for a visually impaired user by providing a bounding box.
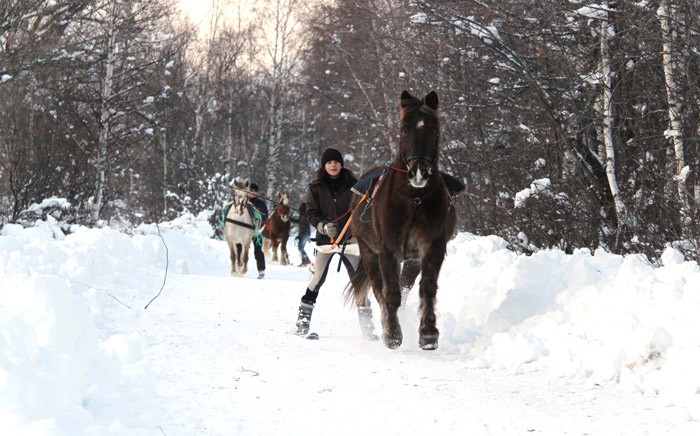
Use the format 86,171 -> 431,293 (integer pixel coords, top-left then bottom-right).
3,208 -> 700,434
177,0 -> 256,33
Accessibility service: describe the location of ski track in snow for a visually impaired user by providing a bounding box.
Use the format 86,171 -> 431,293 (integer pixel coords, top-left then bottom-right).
117,263 -> 695,436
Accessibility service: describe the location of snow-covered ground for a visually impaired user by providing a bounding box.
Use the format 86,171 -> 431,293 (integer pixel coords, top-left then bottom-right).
2,212 -> 700,435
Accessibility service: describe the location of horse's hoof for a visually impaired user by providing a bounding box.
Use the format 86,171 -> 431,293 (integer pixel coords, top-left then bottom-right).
419,335 -> 439,350
420,342 -> 439,350
383,334 -> 402,349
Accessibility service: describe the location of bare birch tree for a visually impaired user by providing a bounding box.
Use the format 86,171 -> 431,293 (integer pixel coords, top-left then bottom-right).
657,0 -> 689,214
250,0 -> 307,195
599,5 -> 632,229
91,1 -> 118,223
67,0 -> 177,222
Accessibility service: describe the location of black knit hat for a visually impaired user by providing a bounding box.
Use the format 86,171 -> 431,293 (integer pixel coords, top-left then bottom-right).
321,148 -> 344,167
250,183 -> 259,192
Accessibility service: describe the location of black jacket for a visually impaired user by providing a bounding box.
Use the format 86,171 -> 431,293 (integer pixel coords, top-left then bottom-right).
306,168 -> 357,246
250,196 -> 268,223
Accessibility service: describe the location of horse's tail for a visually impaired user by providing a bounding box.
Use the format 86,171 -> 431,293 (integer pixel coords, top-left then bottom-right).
344,258 -> 371,307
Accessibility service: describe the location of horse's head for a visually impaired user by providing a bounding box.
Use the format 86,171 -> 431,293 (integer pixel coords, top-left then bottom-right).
231,178 -> 250,213
276,192 -> 291,222
397,90 -> 440,189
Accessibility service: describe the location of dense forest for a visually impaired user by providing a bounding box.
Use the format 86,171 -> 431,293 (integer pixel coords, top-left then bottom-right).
2,0 -> 700,263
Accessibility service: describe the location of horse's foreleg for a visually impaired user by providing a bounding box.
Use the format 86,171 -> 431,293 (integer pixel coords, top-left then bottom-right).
400,260 -> 421,298
271,238 -> 279,262
263,238 -> 271,258
417,240 -> 447,350
379,245 -> 402,349
234,243 -> 244,276
224,233 -> 236,275
241,246 -> 249,275
280,235 -> 289,265
228,244 -> 236,275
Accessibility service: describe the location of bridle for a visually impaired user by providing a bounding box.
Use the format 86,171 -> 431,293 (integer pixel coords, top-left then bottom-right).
232,191 -> 249,214
402,151 -> 435,167
399,98 -> 439,168
397,97 -> 441,258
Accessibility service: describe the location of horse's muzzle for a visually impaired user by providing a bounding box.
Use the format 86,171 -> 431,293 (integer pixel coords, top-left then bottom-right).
407,161 -> 431,188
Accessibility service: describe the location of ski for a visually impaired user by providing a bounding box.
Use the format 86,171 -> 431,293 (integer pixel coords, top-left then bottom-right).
287,330 -> 319,339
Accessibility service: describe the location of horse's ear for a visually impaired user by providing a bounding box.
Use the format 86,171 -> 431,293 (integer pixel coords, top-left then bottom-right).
424,91 -> 439,111
400,90 -> 413,107
277,193 -> 282,201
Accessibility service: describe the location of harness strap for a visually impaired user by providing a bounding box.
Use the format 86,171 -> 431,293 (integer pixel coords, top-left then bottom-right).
328,208 -> 351,224
225,217 -> 256,230
360,167 -> 391,222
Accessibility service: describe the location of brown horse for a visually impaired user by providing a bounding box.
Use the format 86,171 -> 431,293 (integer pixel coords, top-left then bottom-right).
262,192 -> 291,265
346,90 -> 457,350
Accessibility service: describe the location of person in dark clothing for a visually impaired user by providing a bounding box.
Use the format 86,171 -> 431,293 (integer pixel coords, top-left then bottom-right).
249,183 -> 268,279
294,148 -> 377,340
295,202 -> 311,266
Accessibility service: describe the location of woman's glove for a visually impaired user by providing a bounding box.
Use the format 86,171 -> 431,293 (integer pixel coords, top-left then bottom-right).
317,222 -> 338,237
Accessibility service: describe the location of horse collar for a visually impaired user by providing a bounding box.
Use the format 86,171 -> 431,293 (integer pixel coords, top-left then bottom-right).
397,187 -> 430,202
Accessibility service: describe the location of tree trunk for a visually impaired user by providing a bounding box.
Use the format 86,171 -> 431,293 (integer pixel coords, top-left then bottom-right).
92,3 -> 118,224
658,1 -> 689,214
600,7 -> 631,228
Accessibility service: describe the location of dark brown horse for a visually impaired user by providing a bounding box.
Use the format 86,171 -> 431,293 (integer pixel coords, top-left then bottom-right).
262,192 -> 291,265
347,90 -> 457,350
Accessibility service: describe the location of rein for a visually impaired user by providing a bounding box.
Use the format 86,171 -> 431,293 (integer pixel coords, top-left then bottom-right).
231,186 -> 298,212
317,193 -> 367,254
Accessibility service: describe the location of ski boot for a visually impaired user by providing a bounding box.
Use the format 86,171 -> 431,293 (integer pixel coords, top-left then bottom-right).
295,301 -> 314,336
358,302 -> 379,341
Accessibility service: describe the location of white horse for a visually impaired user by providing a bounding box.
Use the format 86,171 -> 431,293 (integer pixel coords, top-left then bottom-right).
223,178 -> 255,277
